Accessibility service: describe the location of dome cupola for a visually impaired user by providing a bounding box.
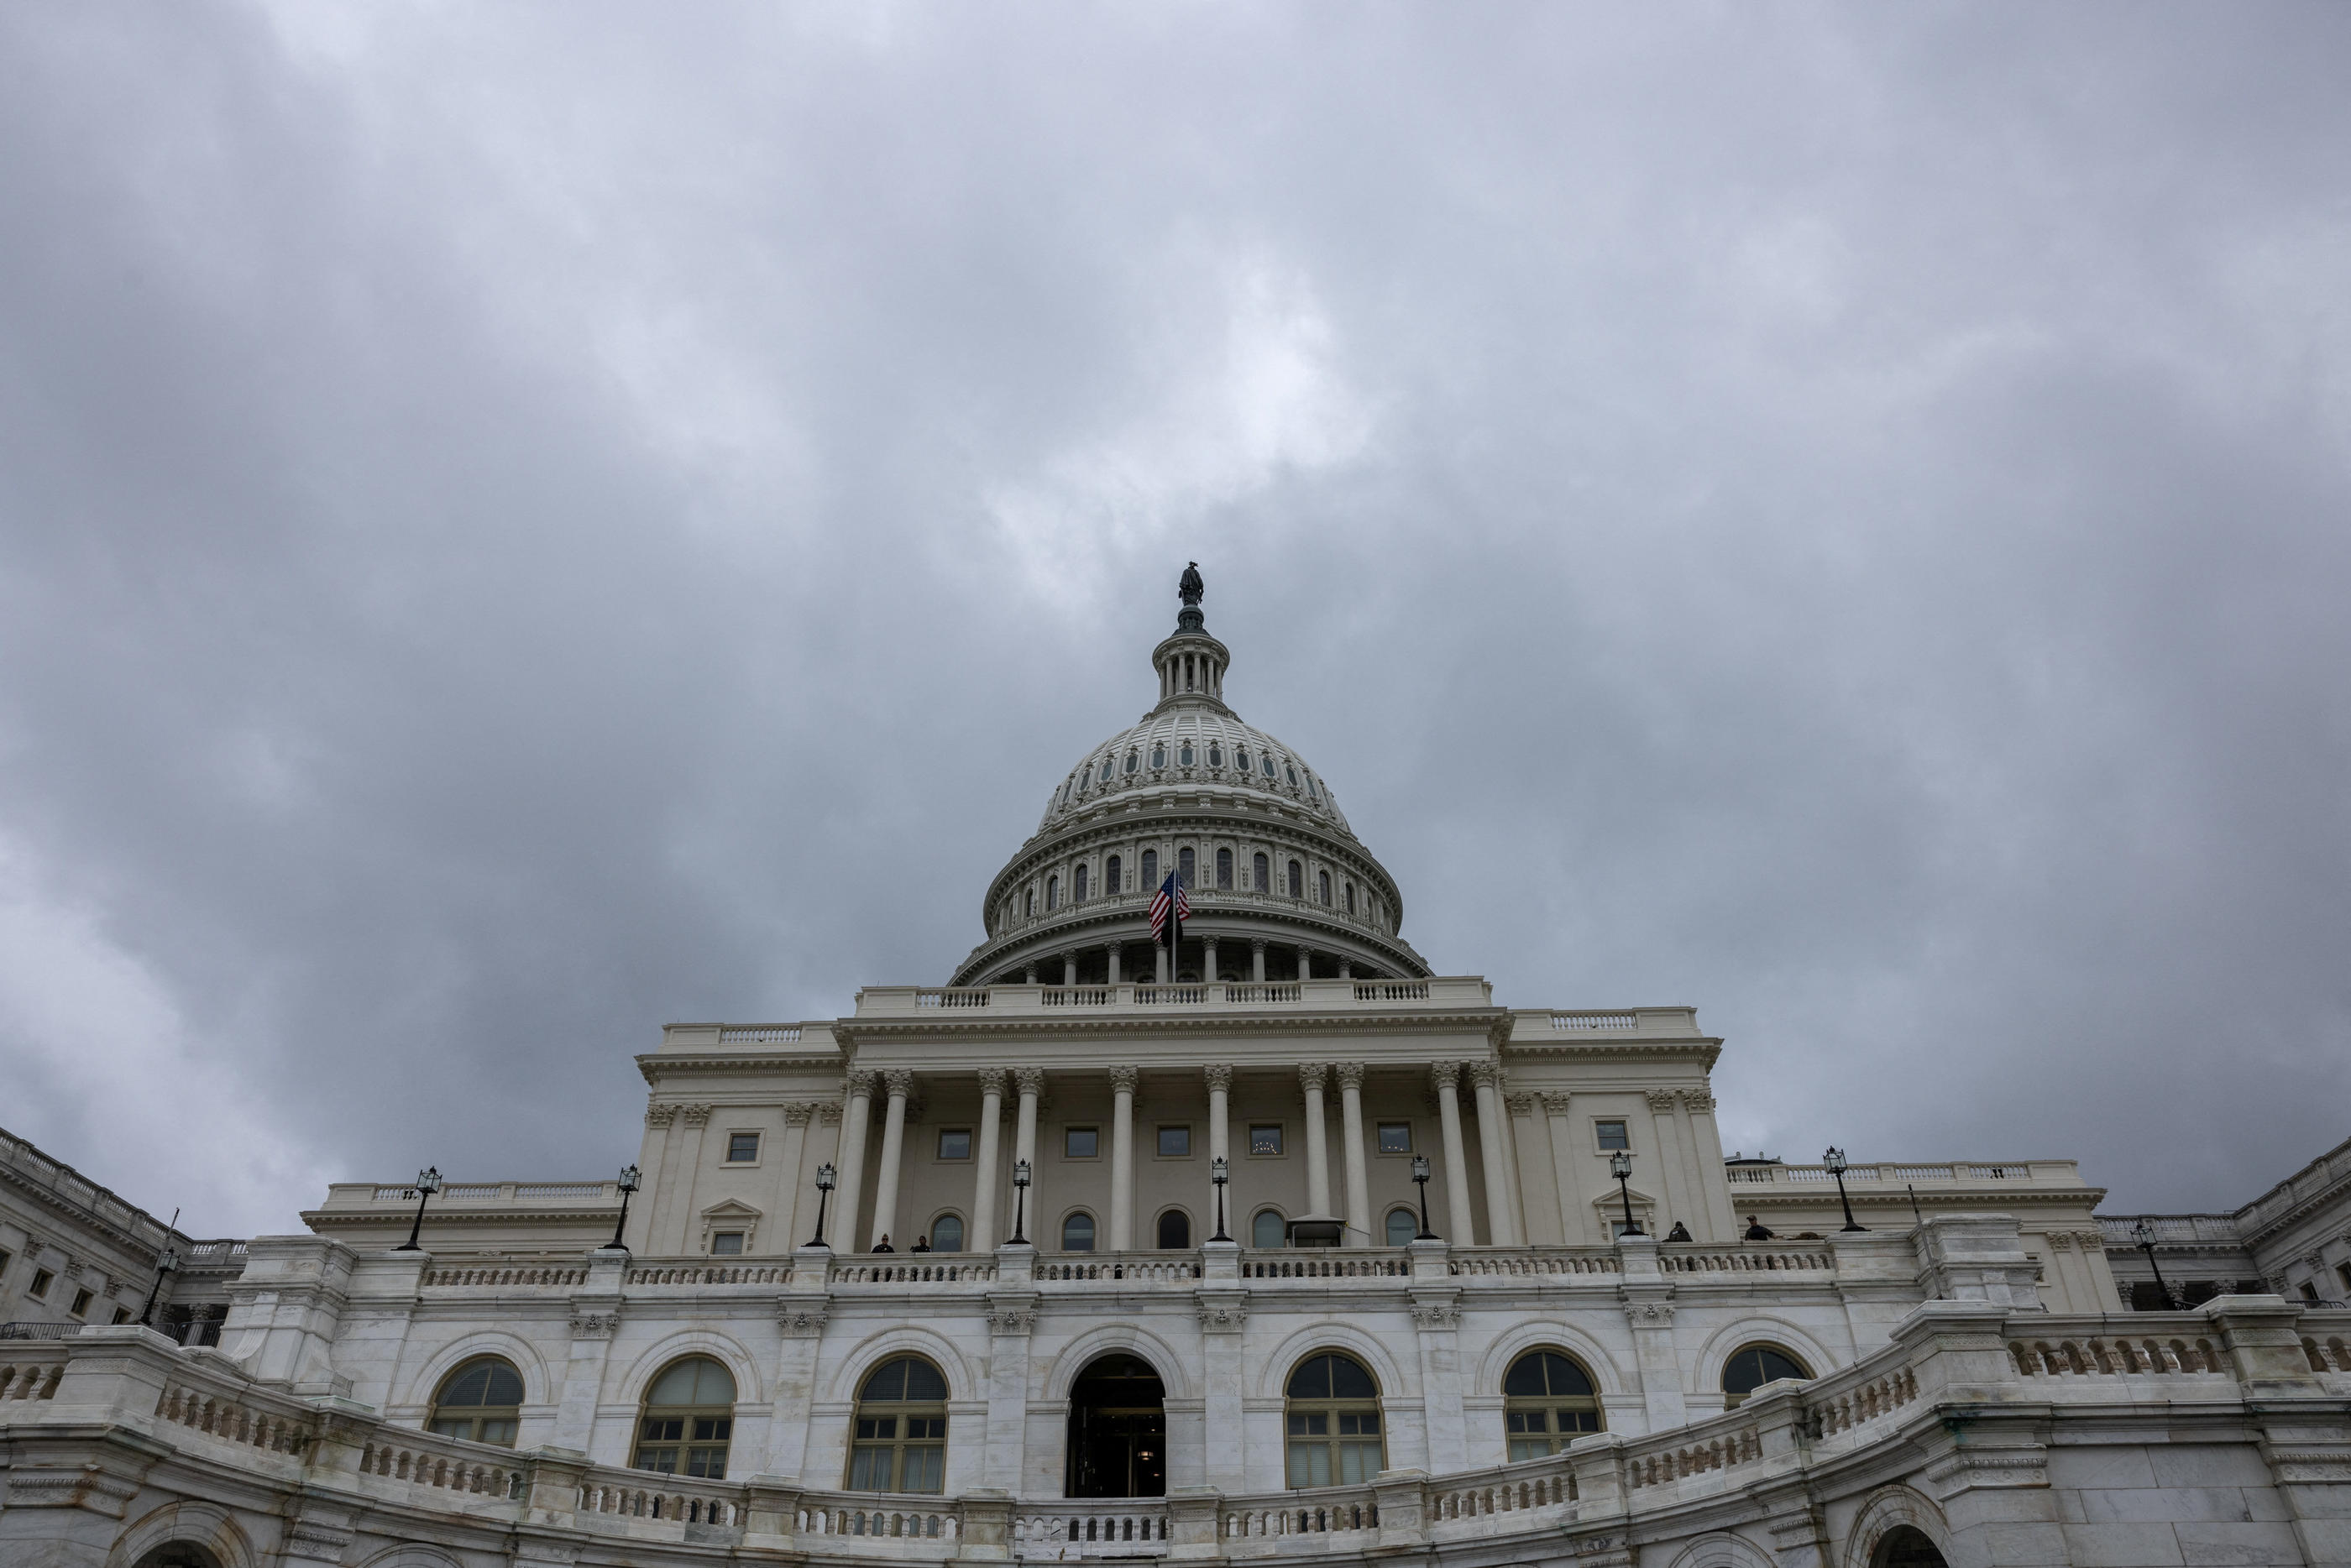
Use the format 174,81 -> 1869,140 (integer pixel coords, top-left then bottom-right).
950,566 -> 1429,988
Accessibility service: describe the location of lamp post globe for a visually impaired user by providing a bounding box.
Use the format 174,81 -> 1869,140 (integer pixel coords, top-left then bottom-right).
606,1163 -> 641,1252
1609,1149 -> 1642,1236
1825,1146 -> 1866,1232
809,1162 -> 837,1249
395,1165 -> 441,1252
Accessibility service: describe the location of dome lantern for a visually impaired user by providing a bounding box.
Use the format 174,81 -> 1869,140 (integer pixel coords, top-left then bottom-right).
1152,562 -> 1230,709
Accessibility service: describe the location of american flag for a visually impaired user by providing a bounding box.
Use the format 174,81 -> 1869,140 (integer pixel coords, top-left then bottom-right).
1148,870 -> 1189,948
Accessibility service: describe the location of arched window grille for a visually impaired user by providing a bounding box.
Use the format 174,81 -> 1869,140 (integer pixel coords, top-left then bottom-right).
1503,1350 -> 1602,1456
1124,750 -> 1139,775
1209,744 -> 1223,767
1343,881 -> 1355,914
849,1356 -> 949,1493
1217,848 -> 1233,888
1155,1210 -> 1191,1248
1025,889 -> 1036,917
1285,763 -> 1299,788
1100,756 -> 1115,782
1254,852 -> 1269,891
930,1214 -> 964,1252
1047,875 -> 1059,911
1180,741 -> 1194,766
1285,1354 -> 1382,1487
1142,849 -> 1159,888
1721,1345 -> 1810,1409
1106,855 -> 1122,894
1074,864 -> 1088,902
1287,860 -> 1304,898
1318,870 -> 1331,905
428,1356 -> 524,1447
1251,1208 -> 1286,1248
1236,746 -> 1250,772
633,1357 -> 736,1477
1178,847 -> 1195,886
1262,754 -> 1277,777
1062,1212 -> 1097,1252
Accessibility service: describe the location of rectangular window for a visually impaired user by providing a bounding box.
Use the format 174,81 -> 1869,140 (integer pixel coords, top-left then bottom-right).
1249,1124 -> 1284,1157
0,1247 -> 10,1278
69,1288 -> 93,1317
1066,1126 -> 1099,1159
1594,1120 -> 1630,1151
938,1127 -> 972,1161
29,1268 -> 54,1299
710,1232 -> 745,1256
725,1132 -> 760,1163
1377,1121 -> 1412,1154
1157,1125 -> 1191,1158
113,1306 -> 132,1325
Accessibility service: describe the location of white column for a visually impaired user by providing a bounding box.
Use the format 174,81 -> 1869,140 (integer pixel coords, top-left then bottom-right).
1338,959 -> 1352,979
1300,1063 -> 1333,1216
1469,1062 -> 1518,1246
1202,936 -> 1220,983
775,1102 -> 814,1248
869,1069 -> 912,1250
1106,945 -> 1123,985
1109,1065 -> 1138,1251
1250,939 -> 1267,983
971,1069 -> 1006,1252
1011,1066 -> 1043,1244
1156,944 -> 1170,983
1061,951 -> 1078,986
1204,1064 -> 1232,1238
1432,1064 -> 1476,1244
1296,945 -> 1313,982
832,1074 -> 876,1252
1337,1062 -> 1372,1247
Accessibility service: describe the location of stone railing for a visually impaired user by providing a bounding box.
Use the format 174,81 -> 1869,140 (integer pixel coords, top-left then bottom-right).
579,1471 -> 743,1527
795,1489 -> 961,1540
1014,1498 -> 1169,1554
830,1258 -> 997,1285
1240,1250 -> 1410,1279
2006,1321 -> 2233,1378
353,1179 -> 621,1205
625,1261 -> 795,1286
977,884 -> 1401,949
359,1429 -> 525,1499
1221,1482 -> 1380,1543
718,1023 -> 804,1043
157,1374 -> 313,1457
1426,1453 -> 1576,1530
1657,1245 -> 1834,1274
425,1262 -> 592,1288
1448,1247 -> 1621,1278
1725,1159 -> 2077,1187
2097,1213 -> 2245,1246
1036,1254 -> 1203,1283
0,1343 -> 67,1402
860,976 -> 1493,1017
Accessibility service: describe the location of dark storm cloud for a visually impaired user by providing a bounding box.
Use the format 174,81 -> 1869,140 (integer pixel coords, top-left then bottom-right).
0,3 -> 2344,1231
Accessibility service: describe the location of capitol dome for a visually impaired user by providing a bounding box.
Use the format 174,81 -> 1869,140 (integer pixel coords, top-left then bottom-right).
950,567 -> 1430,986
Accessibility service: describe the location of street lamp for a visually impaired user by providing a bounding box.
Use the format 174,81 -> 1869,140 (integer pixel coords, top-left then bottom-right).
1410,1154 -> 1437,1240
1824,1147 -> 1867,1232
1209,1156 -> 1231,1242
1610,1149 -> 1642,1236
137,1247 -> 179,1329
808,1163 -> 837,1248
605,1165 -> 641,1251
1010,1159 -> 1032,1245
2130,1217 -> 2175,1309
393,1167 -> 442,1252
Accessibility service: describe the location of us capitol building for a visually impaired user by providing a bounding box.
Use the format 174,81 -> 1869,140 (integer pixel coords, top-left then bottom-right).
4,572 -> 2348,1568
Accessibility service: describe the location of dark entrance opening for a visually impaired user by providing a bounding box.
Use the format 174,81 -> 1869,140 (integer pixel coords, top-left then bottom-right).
1871,1526 -> 1950,1568
1065,1353 -> 1167,1497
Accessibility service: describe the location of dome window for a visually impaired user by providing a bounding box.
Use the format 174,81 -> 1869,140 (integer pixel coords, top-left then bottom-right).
1106,855 -> 1122,895
1180,742 -> 1194,766
1253,852 -> 1269,891
1124,750 -> 1139,775
1287,860 -> 1303,898
1343,881 -> 1355,915
1100,756 -> 1114,783
1151,744 -> 1166,770
1217,848 -> 1233,889
1026,889 -> 1037,917
1262,754 -> 1277,778
1074,864 -> 1089,902
1285,763 -> 1300,788
1208,744 -> 1223,768
1179,847 -> 1196,887
1235,746 -> 1250,772
1318,870 -> 1331,905
1046,876 -> 1059,911
1306,775 -> 1319,801
1142,849 -> 1159,888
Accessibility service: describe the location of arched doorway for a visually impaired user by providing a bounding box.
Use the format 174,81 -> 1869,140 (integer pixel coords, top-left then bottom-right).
134,1547 -> 224,1568
1065,1353 -> 1166,1497
1872,1526 -> 1950,1568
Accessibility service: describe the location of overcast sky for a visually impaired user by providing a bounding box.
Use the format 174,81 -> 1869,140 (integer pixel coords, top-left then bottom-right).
3,3 -> 2346,1238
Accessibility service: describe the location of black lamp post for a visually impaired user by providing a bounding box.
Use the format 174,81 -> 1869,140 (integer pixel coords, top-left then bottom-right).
2131,1217 -> 2175,1309
1610,1149 -> 1642,1236
393,1167 -> 442,1252
1411,1154 -> 1437,1240
1010,1159 -> 1032,1245
808,1163 -> 836,1248
605,1164 -> 641,1251
137,1246 -> 179,1328
1824,1147 -> 1867,1232
1210,1156 -> 1231,1242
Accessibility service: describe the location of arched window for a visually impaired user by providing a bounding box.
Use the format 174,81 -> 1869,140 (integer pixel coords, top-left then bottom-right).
1306,775 -> 1319,801
633,1356 -> 736,1477
1180,741 -> 1193,766
1721,1345 -> 1810,1408
1150,744 -> 1166,770
930,1214 -> 965,1252
1106,855 -> 1122,894
1285,763 -> 1299,787
1385,1208 -> 1419,1247
1209,743 -> 1223,768
1025,889 -> 1036,917
1253,852 -> 1269,891
1124,750 -> 1139,775
428,1356 -> 524,1446
1285,1354 -> 1382,1487
1141,849 -> 1159,888
1100,756 -> 1114,782
849,1356 -> 948,1493
1344,881 -> 1355,915
1217,848 -> 1233,888
1317,870 -> 1331,905
1262,753 -> 1277,777
1871,1526 -> 1951,1568
1251,1208 -> 1286,1248
1236,746 -> 1250,772
1047,875 -> 1059,911
1178,847 -> 1195,886
1156,1210 -> 1191,1249
1503,1350 -> 1602,1456
1287,860 -> 1303,898
1062,1212 -> 1097,1252
1074,864 -> 1088,902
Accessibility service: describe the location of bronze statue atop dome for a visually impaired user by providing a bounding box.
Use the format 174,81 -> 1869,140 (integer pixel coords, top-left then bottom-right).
1179,561 -> 1204,607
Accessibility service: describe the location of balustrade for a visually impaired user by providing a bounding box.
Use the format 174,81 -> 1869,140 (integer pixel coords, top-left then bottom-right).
1035,1253 -> 1202,1283
1014,1501 -> 1168,1555
1657,1246 -> 1832,1273
625,1262 -> 794,1286
579,1477 -> 741,1527
1238,1250 -> 1409,1279
359,1433 -> 523,1499
1447,1247 -> 1621,1278
158,1382 -> 312,1456
830,1258 -> 997,1285
1222,1485 -> 1379,1540
2009,1332 -> 2227,1377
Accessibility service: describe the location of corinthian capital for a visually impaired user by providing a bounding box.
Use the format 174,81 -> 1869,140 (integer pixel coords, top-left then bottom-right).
1109,1065 -> 1139,1095
679,1104 -> 713,1126
1202,1064 -> 1233,1095
845,1070 -> 878,1100
883,1069 -> 915,1099
1465,1060 -> 1500,1090
1013,1065 -> 1047,1097
977,1068 -> 1009,1099
782,1102 -> 815,1127
1333,1062 -> 1365,1092
1297,1062 -> 1329,1093
1429,1061 -> 1461,1093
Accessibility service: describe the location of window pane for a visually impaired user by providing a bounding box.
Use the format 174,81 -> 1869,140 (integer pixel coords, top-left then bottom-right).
938,1128 -> 971,1161
1066,1127 -> 1098,1158
1158,1125 -> 1191,1157
711,1232 -> 744,1255
1156,1210 -> 1191,1248
1252,1210 -> 1286,1248
1062,1213 -> 1096,1251
1250,1125 -> 1282,1155
726,1132 -> 759,1162
1377,1122 -> 1411,1153
931,1215 -> 964,1252
1594,1120 -> 1630,1150
903,1445 -> 945,1493
1386,1209 -> 1417,1247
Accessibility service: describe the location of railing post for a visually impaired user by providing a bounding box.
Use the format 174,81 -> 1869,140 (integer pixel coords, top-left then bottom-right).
956,1487 -> 1013,1559
518,1445 -> 589,1529
2201,1295 -> 2320,1388
742,1475 -> 805,1539
1830,1231 -> 1925,1354
1165,1485 -> 1225,1558
1373,1470 -> 1429,1550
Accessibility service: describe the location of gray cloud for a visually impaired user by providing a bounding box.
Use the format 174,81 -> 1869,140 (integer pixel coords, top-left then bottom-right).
0,2 -> 2345,1233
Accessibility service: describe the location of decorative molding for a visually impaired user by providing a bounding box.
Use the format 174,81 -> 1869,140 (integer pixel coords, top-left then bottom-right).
1503,1092 -> 1535,1116
1429,1061 -> 1461,1093
818,1103 -> 842,1126
1202,1064 -> 1233,1095
782,1102 -> 815,1127
987,1300 -> 1039,1337
1624,1301 -> 1676,1326
778,1304 -> 829,1338
1645,1090 -> 1678,1113
1196,1299 -> 1248,1332
1678,1088 -> 1718,1114
882,1069 -> 915,1099
1538,1092 -> 1574,1116
679,1104 -> 713,1127
1409,1297 -> 1461,1330
1109,1065 -> 1139,1095
1333,1062 -> 1365,1092
845,1071 -> 878,1100
1466,1060 -> 1500,1090
285,1515 -> 357,1560
568,1312 -> 619,1340
977,1068 -> 1008,1099
644,1105 -> 679,1129
1013,1066 -> 1047,1097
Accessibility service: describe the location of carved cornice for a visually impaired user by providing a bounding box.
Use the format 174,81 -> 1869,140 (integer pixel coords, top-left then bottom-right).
569,1312 -> 620,1340
636,1051 -> 845,1085
645,1105 -> 679,1128
679,1105 -> 713,1126
1013,1066 -> 1047,1096
783,1102 -> 815,1127
1645,1090 -> 1678,1113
